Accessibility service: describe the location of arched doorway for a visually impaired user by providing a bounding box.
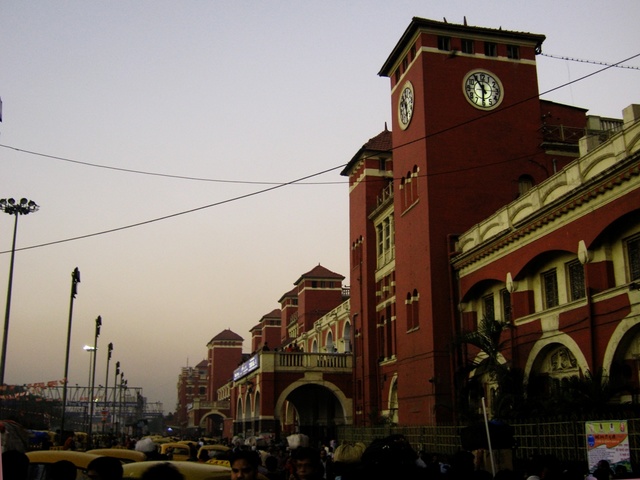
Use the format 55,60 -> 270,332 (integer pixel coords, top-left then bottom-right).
275,381 -> 350,444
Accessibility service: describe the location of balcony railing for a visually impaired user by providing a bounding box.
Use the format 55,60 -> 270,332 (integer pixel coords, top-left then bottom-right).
542,123 -> 623,145
276,352 -> 352,370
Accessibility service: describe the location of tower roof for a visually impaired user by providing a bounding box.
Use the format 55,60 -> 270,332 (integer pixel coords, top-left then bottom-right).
341,128 -> 392,176
208,328 -> 243,344
294,264 -> 344,286
278,286 -> 298,303
261,308 -> 281,321
379,16 -> 546,77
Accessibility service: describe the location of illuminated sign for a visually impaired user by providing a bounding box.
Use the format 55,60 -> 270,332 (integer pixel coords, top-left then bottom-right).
233,355 -> 259,381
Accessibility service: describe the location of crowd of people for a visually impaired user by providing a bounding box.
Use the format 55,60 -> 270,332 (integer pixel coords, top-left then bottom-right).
2,433 -> 638,480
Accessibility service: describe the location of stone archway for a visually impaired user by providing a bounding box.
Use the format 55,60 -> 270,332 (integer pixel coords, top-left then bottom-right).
200,411 -> 226,438
273,374 -> 352,443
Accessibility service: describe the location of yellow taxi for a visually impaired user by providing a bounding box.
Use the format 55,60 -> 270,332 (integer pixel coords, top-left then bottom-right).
26,450 -> 103,480
197,444 -> 231,467
122,461 -> 230,480
158,442 -> 192,461
86,448 -> 147,463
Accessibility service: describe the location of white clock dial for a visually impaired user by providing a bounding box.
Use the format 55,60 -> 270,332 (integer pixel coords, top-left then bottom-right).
463,70 -> 503,110
398,81 -> 414,130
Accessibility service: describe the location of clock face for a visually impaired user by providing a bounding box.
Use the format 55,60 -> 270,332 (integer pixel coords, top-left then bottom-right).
398,81 -> 414,130
463,70 -> 503,110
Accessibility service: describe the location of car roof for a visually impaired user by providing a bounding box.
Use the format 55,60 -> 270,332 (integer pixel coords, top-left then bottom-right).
26,451 -> 103,469
86,449 -> 147,463
198,445 -> 230,452
122,461 -> 230,480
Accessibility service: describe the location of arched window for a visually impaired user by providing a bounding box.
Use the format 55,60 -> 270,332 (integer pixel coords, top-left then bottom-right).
518,174 -> 534,196
326,331 -> 334,352
237,397 -> 243,422
343,322 -> 352,353
311,340 -> 318,353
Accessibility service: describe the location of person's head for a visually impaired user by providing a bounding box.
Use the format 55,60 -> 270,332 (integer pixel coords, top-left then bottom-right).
265,456 -> 279,472
229,450 -> 260,480
87,456 -> 124,480
140,463 -> 185,480
292,447 -> 321,480
333,442 -> 364,464
1,450 -> 30,480
50,460 -> 77,480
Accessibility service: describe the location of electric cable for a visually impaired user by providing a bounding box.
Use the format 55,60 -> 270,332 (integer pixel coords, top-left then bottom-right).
2,51 -> 638,253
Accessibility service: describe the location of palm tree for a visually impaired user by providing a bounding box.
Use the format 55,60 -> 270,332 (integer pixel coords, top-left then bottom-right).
455,316 -> 512,419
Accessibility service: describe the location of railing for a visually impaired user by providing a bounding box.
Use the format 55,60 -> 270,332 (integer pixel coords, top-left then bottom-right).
191,400 -> 230,411
377,182 -> 394,207
276,352 -> 352,370
338,417 -> 640,465
542,124 -> 622,144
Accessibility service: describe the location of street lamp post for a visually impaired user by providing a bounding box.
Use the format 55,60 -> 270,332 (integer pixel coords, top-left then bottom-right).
60,267 -> 80,440
103,342 -> 113,433
83,345 -> 96,430
113,362 -> 120,434
88,316 -> 101,446
0,197 -> 39,385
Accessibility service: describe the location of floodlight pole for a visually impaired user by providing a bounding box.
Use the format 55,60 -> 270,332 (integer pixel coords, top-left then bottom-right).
0,198 -> 39,385
60,267 -> 80,440
88,315 -> 101,447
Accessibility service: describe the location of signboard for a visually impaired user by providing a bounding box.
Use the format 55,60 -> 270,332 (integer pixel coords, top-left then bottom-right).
585,420 -> 631,473
233,355 -> 259,381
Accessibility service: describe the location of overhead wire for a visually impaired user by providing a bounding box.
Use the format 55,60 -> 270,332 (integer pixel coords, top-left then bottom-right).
1,51 -> 639,254
0,163 -> 345,254
0,144 -> 346,185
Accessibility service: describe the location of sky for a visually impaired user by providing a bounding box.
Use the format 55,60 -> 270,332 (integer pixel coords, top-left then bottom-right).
1,1 -> 639,415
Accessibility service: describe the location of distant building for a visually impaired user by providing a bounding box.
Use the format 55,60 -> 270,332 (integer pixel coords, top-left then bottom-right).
175,359 -> 208,434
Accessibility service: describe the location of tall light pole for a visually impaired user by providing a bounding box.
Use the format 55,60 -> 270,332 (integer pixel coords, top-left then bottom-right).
60,267 -> 80,440
83,345 -> 96,430
113,361 -> 120,434
0,197 -> 39,385
88,316 -> 101,446
103,342 -> 113,433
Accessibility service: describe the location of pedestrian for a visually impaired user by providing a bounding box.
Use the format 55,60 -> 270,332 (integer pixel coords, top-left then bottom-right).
140,463 -> 185,480
87,456 -> 124,480
230,450 -> 260,480
50,460 -> 77,480
1,450 -> 30,480
292,447 -> 322,480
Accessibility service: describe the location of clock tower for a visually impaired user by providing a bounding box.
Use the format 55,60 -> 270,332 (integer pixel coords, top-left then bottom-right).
375,18 -> 551,424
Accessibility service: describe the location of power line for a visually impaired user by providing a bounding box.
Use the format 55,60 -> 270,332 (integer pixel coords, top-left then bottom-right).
2,52 -> 638,253
540,52 -> 640,71
3,53 -> 638,187
0,163 -> 345,254
0,144 -> 346,185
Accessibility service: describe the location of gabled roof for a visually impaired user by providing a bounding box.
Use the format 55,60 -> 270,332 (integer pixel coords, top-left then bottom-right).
208,328 -> 243,344
195,359 -> 208,369
379,17 -> 546,77
340,128 -> 392,176
261,308 -> 281,321
294,264 -> 344,286
278,286 -> 298,303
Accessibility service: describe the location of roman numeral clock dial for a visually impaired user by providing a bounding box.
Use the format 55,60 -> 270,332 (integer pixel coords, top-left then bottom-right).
463,70 -> 504,110
398,81 -> 414,130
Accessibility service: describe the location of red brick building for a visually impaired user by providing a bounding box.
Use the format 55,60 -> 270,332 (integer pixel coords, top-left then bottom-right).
341,17 -> 638,426
175,359 -> 208,434
182,17 -> 640,439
